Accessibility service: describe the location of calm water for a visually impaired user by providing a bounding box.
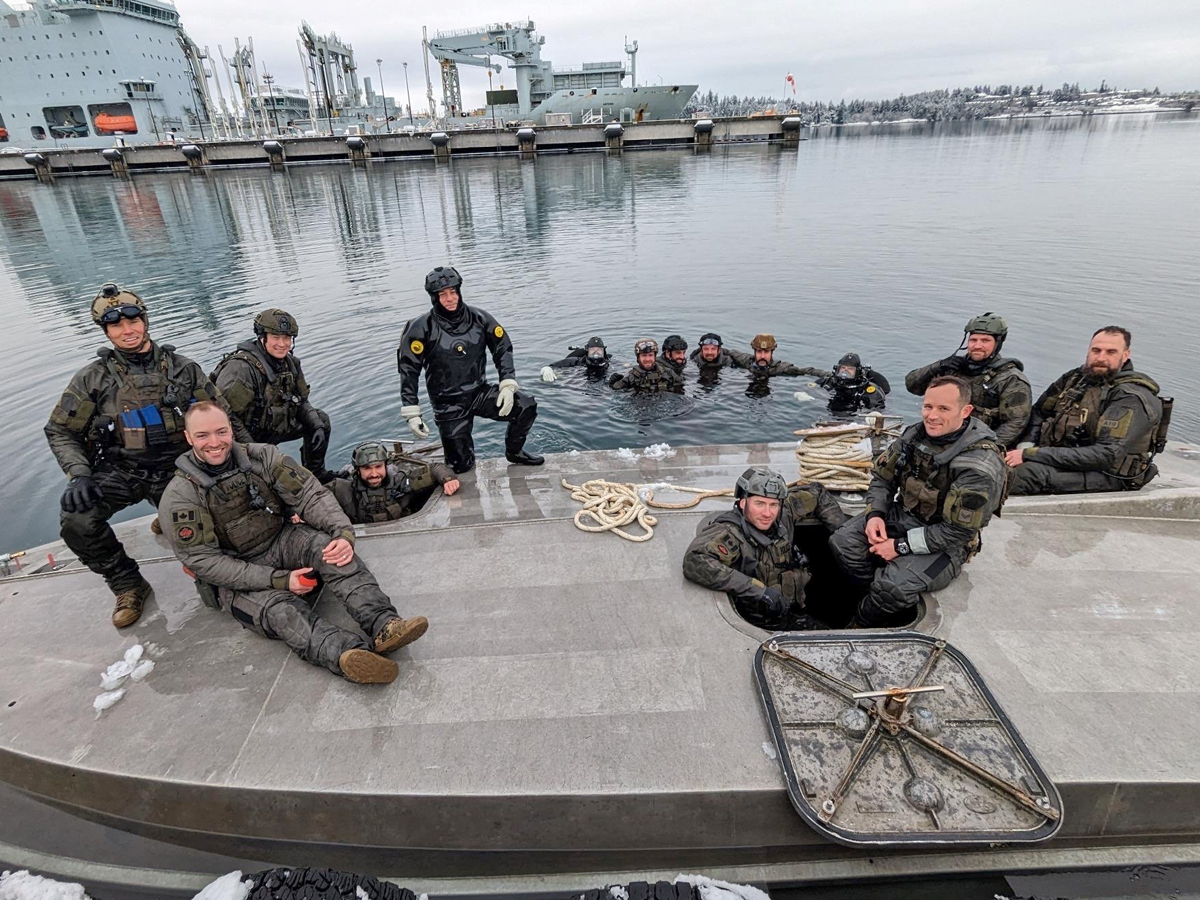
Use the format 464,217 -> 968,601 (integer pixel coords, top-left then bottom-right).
1,113 -> 1197,554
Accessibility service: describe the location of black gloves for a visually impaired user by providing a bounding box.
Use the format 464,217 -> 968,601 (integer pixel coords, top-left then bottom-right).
61,475 -> 104,513
761,587 -> 787,617
306,427 -> 327,458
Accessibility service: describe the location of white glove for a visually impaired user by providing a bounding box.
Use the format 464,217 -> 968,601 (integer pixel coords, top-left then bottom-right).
793,391 -> 816,403
400,404 -> 430,438
496,379 -> 518,416
540,366 -> 557,383
1017,441 -> 1035,450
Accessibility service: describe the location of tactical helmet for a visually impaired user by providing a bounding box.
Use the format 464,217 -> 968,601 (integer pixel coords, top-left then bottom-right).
90,282 -> 147,329
698,332 -> 723,347
750,333 -> 777,351
351,440 -> 390,469
253,308 -> 299,338
964,312 -> 1008,346
634,338 -> 659,356
662,334 -> 687,353
425,266 -> 463,304
734,466 -> 788,502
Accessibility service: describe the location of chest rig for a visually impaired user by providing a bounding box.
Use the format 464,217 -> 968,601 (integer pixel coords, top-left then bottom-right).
101,346 -> 190,455
178,450 -> 286,557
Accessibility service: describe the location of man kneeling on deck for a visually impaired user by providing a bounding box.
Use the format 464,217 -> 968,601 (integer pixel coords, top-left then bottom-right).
160,402 -> 428,684
329,440 -> 460,524
830,376 -> 1007,628
683,466 -> 847,631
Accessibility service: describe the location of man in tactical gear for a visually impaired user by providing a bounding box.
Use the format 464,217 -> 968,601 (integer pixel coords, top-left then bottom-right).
211,309 -> 333,482
398,266 -> 543,473
160,402 -> 429,684
330,441 -> 460,524
689,333 -> 737,381
830,376 -> 1007,627
1005,326 -> 1166,495
540,336 -> 611,382
683,467 -> 847,631
905,312 -> 1031,448
729,334 -> 831,379
607,339 -> 685,393
816,352 -> 891,413
658,335 -> 689,376
46,283 -> 239,629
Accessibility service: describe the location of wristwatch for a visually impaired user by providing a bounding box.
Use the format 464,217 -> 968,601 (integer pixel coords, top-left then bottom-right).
895,538 -> 911,556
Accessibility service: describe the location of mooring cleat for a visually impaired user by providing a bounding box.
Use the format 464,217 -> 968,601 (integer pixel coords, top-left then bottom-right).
339,648 -> 399,684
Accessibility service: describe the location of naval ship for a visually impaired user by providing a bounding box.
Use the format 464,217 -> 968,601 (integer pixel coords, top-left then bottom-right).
425,21 -> 697,126
0,0 -> 212,149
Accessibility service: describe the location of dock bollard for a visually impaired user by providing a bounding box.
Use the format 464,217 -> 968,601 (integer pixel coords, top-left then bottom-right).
101,147 -> 129,178
693,118 -> 715,149
23,152 -> 54,184
263,140 -> 285,171
346,135 -> 369,164
781,116 -> 803,147
517,127 -> 536,159
180,143 -> 206,173
604,122 -> 624,151
430,131 -> 451,163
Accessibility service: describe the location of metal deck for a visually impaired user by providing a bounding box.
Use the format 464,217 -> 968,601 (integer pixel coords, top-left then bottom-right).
1,441 -> 1199,894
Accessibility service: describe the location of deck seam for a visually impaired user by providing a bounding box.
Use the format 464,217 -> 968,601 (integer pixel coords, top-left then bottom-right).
225,652 -> 289,781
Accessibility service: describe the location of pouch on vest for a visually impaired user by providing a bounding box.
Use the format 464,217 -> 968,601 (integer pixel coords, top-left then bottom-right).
901,477 -> 940,520
118,408 -> 147,450
781,568 -> 810,607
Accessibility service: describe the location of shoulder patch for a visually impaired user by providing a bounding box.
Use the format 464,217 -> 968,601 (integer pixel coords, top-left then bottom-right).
866,384 -> 876,393
176,524 -> 197,544
410,340 -> 425,355
171,508 -> 198,524
493,325 -> 505,339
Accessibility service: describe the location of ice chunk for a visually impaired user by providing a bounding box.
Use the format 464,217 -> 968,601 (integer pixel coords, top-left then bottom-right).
130,660 -> 155,682
99,644 -> 145,690
675,875 -> 770,900
356,887 -> 371,900
190,871 -> 251,900
0,869 -> 90,900
609,888 -> 630,900
642,442 -> 676,460
635,482 -> 670,501
761,741 -> 777,761
614,447 -> 640,463
92,689 -> 124,715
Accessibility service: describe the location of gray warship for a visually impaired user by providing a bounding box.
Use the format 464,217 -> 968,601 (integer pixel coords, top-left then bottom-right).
1,438 -> 1199,896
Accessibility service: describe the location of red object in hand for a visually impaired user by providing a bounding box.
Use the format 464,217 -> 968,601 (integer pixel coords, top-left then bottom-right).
298,573 -> 319,588
182,565 -> 196,580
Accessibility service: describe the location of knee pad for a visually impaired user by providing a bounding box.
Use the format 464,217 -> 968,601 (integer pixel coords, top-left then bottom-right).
262,597 -> 311,641
867,577 -> 913,616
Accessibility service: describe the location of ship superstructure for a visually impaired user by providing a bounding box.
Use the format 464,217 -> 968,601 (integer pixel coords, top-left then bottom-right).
0,0 -> 213,148
424,21 -> 696,125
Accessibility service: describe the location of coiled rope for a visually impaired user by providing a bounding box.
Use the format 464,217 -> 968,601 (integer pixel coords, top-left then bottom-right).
560,478 -> 660,542
794,418 -> 902,491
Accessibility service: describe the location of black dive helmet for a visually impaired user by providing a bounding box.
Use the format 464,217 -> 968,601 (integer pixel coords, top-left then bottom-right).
584,335 -> 607,366
425,266 -> 463,305
835,351 -> 862,381
662,335 -> 688,353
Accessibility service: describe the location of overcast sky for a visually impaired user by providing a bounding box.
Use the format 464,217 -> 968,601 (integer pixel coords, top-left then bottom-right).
177,0 -> 1200,110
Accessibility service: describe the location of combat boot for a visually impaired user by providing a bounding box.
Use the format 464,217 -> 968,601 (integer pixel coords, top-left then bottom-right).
112,578 -> 152,628
339,648 -> 399,684
373,616 -> 429,655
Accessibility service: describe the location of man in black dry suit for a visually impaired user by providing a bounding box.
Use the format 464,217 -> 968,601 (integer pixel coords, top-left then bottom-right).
398,266 -> 543,473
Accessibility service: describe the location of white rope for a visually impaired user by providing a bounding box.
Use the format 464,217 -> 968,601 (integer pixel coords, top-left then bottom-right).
794,419 -> 902,491
560,478 -> 659,542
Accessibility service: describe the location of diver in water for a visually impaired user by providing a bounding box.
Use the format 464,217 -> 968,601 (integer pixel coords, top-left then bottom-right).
816,352 -> 891,413
540,336 -> 611,381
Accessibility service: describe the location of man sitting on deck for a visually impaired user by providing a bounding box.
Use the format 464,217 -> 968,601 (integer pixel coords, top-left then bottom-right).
1004,325 -> 1166,495
159,402 -> 428,684
829,376 -> 1007,627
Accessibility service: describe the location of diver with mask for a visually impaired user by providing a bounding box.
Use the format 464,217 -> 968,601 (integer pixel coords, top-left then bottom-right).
540,336 -> 611,381
816,352 -> 891,413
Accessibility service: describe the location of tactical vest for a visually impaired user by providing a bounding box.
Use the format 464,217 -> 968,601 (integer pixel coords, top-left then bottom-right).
102,345 -> 191,455
213,343 -> 309,437
178,449 -> 286,557
1041,369 -> 1160,478
897,432 -> 1005,524
629,365 -> 675,391
967,361 -> 1018,426
713,510 -> 808,603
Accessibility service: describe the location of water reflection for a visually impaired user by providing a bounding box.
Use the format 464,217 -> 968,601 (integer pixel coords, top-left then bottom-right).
1,112 -> 1197,552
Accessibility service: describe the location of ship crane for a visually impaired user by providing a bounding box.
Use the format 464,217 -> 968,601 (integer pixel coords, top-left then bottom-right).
424,21 -> 546,119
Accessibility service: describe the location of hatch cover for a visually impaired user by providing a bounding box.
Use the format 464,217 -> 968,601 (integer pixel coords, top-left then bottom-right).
754,631 -> 1063,846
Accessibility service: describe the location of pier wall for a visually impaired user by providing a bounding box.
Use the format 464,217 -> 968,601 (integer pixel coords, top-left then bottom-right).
0,118 -> 795,181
